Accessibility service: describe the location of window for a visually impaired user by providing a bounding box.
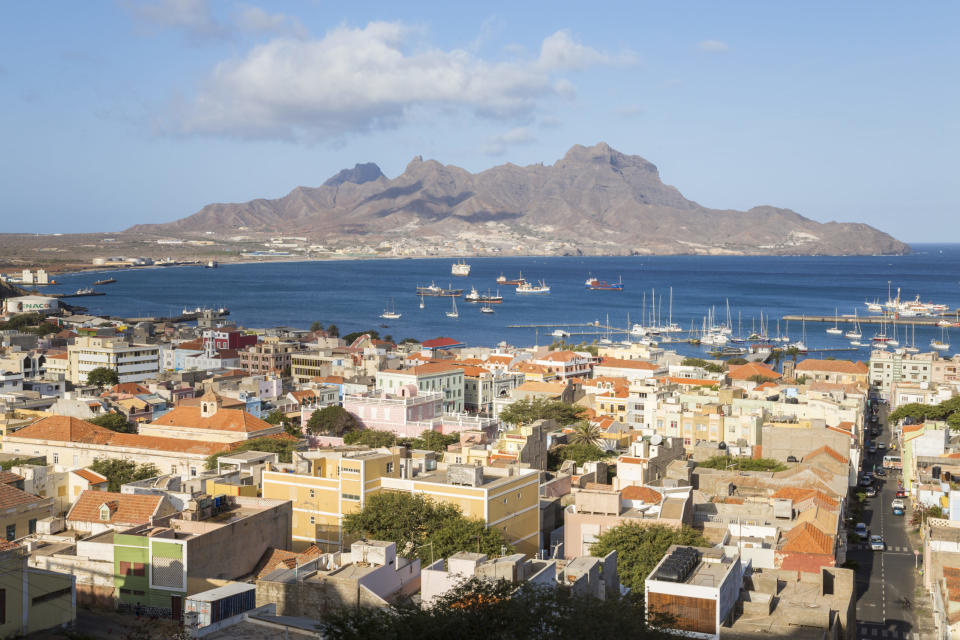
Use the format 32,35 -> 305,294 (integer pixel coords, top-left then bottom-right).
190,467 -> 197,477
342,493 -> 360,501
386,462 -> 394,473
309,516 -> 316,525
119,588 -> 132,595
119,561 -> 132,576
5,525 -> 14,541
28,519 -> 36,535
132,562 -> 146,577
308,489 -> 315,498
52,453 -> 59,464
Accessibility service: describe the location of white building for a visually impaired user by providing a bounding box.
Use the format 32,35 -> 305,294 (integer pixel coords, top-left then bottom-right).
67,336 -> 160,385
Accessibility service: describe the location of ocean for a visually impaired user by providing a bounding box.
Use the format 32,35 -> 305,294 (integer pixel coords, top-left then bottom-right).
44,244 -> 960,357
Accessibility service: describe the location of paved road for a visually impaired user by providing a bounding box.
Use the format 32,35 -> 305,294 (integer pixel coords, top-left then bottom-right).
852,402 -> 919,639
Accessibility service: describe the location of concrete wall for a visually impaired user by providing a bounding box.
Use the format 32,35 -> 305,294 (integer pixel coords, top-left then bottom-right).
760,426 -> 852,462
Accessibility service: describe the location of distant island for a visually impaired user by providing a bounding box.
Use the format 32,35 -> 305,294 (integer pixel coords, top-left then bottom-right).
129,142 -> 909,257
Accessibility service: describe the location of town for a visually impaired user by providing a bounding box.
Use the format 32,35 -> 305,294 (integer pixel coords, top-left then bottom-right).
0,285 -> 957,639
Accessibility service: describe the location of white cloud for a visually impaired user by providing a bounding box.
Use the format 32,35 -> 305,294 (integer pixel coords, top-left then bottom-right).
236,6 -> 307,39
483,127 -> 537,156
697,40 -> 729,54
127,0 -> 227,40
168,22 -> 636,141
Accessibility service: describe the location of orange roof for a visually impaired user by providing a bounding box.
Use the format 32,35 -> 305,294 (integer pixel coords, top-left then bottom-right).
781,521 -> 834,555
315,375 -> 345,384
72,469 -> 108,485
727,362 -> 782,381
795,359 -> 868,374
803,445 -> 849,465
0,471 -> 24,485
755,381 -> 780,392
660,376 -> 718,387
618,456 -> 648,465
0,483 -> 45,510
771,487 -> 839,510
66,490 -> 165,526
148,406 -> 276,433
0,540 -> 20,552
513,362 -> 553,374
516,381 -> 567,394
256,545 -> 321,579
9,416 -> 230,456
106,382 -> 152,396
540,351 -> 585,363
597,357 -> 658,370
453,364 -> 491,378
902,424 -> 925,434
486,354 -> 514,365
621,486 -> 662,503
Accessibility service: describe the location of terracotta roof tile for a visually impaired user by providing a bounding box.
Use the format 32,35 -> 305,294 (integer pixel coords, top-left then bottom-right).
0,471 -> 24,485
0,483 -> 45,510
66,490 -> 166,526
795,359 -> 868,375
780,521 -> 834,555
727,362 -> 782,381
803,445 -> 849,465
148,406 -> 276,433
255,545 -> 321,579
597,357 -> 658,370
72,469 -> 108,485
421,337 -> 463,349
621,486 -> 663,503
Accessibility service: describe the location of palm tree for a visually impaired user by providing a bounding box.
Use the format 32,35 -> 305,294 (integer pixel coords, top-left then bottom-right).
785,346 -> 801,363
771,349 -> 784,372
569,421 -> 604,447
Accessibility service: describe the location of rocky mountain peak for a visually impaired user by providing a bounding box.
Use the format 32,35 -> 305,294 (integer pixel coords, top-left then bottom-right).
322,162 -> 385,187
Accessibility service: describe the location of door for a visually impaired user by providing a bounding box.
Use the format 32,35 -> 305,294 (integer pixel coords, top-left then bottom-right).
171,595 -> 182,621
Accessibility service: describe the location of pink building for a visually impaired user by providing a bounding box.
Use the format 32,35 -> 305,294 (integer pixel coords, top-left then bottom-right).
343,386 -> 498,439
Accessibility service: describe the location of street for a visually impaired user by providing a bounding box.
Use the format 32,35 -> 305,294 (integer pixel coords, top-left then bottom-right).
851,402 -> 920,639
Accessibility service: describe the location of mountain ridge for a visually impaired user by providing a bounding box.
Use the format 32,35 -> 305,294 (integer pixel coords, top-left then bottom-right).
128,143 -> 910,256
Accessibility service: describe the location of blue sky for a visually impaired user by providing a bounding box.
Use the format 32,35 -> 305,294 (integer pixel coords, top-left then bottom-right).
1,1 -> 957,241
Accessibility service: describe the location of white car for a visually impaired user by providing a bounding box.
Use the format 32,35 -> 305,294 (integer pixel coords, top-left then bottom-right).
878,442 -> 887,451
870,535 -> 884,551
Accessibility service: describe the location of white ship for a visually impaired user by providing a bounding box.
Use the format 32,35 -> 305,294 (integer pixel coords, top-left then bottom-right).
451,260 -> 471,276
516,280 -> 550,294
380,299 -> 401,320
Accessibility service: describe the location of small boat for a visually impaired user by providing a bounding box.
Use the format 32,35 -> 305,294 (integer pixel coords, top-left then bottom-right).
205,260 -> 217,268
585,275 -> 624,291
480,305 -> 495,314
419,294 -> 425,309
478,289 -> 503,304
380,299 -> 401,320
931,327 -> 950,351
417,282 -> 463,297
850,340 -> 865,347
826,308 -> 842,335
451,259 -> 471,276
93,277 -> 116,285
844,310 -> 862,339
516,280 -> 550,294
552,329 -> 570,338
497,272 -> 526,286
73,288 -> 96,296
445,297 -> 459,319
904,324 -> 920,353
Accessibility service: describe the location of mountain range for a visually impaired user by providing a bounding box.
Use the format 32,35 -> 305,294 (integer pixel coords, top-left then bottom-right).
129,143 -> 909,256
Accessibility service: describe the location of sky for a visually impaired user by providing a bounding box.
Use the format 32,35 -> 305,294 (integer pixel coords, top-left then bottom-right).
0,1 -> 957,241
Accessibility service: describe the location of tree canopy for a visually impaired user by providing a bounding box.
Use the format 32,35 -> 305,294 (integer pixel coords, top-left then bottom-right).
85,366 -> 119,389
88,412 -> 136,433
697,456 -> 788,472
342,329 -> 381,344
264,408 -> 301,437
568,422 -> 603,447
306,406 -> 359,436
343,429 -> 398,448
400,430 -> 460,453
550,443 -> 609,470
681,357 -> 725,373
889,397 -> 960,429
590,523 -> 708,595
89,459 -> 160,492
317,578 -> 665,640
499,398 -> 585,427
205,436 -> 298,469
343,492 -> 510,563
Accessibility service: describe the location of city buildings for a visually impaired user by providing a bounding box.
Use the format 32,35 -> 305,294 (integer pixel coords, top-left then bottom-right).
67,336 -> 160,385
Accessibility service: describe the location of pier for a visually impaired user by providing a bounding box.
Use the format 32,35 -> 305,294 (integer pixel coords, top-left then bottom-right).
782,314 -> 958,327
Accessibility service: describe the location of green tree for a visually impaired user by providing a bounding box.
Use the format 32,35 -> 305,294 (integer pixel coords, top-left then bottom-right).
551,443 -> 608,469
748,374 -> 778,385
590,523 -> 708,595
85,366 -> 119,389
784,346 -> 802,363
568,422 -> 603,447
326,324 -> 340,337
264,408 -> 301,436
726,357 -> 748,366
264,408 -> 289,425
499,398 -> 585,427
310,321 -> 323,332
343,329 -> 381,344
343,430 -> 398,448
343,492 -> 509,563
770,350 -> 784,371
401,430 -> 460,453
205,436 -> 298,469
697,456 -> 788,472
89,459 -> 160,492
306,406 -> 359,436
88,412 -> 136,433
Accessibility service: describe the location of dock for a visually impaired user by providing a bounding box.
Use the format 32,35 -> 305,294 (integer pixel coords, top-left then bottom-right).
783,314 -> 958,327
56,292 -> 107,299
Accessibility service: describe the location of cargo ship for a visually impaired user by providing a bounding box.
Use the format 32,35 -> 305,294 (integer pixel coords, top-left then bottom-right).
516,280 -> 550,295
93,277 -> 116,285
451,260 -> 471,276
585,276 -> 624,291
416,282 -> 463,297
465,287 -> 503,304
496,272 -> 526,286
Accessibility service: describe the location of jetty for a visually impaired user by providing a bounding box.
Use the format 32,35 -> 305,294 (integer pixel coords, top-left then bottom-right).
782,314 -> 958,327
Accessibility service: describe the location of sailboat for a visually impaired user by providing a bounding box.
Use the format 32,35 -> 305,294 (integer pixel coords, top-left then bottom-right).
419,293 -> 425,309
445,296 -> 459,319
872,313 -> 890,343
844,310 -> 862,340
380,299 -> 401,320
887,319 -> 900,347
826,308 -> 842,335
904,323 -> 920,353
480,305 -> 495,314
931,326 -> 950,351
789,316 -> 807,352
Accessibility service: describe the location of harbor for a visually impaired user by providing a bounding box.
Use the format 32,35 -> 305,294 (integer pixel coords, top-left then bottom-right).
782,314 -> 959,327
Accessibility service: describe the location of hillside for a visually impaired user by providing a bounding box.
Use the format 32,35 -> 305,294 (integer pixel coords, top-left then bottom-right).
129,143 -> 910,256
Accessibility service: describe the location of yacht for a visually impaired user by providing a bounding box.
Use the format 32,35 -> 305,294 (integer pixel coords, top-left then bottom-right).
931,327 -> 950,351
380,299 -> 401,320
826,308 -> 843,335
844,310 -> 863,340
445,297 -> 459,319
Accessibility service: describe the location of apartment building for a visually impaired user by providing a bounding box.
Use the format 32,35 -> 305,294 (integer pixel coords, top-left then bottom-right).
454,363 -> 524,415
67,336 -> 160,385
239,340 -> 299,375
795,358 -> 869,385
263,449 -> 540,555
531,351 -> 593,381
376,362 -> 465,413
869,349 -> 936,400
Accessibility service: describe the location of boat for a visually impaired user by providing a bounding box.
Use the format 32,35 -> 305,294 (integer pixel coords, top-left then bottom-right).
585,275 -> 624,291
850,340 -> 865,347
478,289 -> 503,304
93,277 -> 116,285
872,315 -> 890,343
417,282 -> 463,297
480,305 -> 495,314
707,345 -> 747,357
904,324 -> 920,353
465,287 -> 482,302
419,293 -> 425,309
826,308 -> 842,335
205,260 -> 217,269
380,299 -> 401,320
552,329 -> 570,338
451,260 -> 471,276
445,297 -> 459,319
844,310 -> 863,340
931,327 -> 950,351
887,320 -> 900,347
497,273 -> 526,286
516,280 -> 550,294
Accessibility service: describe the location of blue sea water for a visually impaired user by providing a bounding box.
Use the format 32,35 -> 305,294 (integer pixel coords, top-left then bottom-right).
44,244 -> 960,357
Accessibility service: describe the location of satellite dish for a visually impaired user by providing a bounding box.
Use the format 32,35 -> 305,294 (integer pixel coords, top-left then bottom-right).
650,434 -> 663,445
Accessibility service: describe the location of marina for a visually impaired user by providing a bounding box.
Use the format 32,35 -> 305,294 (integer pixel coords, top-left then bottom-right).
782,314 -> 959,327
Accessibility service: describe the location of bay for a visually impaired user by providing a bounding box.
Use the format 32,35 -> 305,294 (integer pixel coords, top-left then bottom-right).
44,244 -> 960,358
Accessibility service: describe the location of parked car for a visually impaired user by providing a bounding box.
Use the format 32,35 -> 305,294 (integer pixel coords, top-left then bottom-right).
869,445 -> 877,454
855,523 -> 869,539
875,468 -> 886,477
860,477 -> 873,487
896,489 -> 907,499
878,442 -> 887,451
870,535 -> 885,551
865,487 -> 877,497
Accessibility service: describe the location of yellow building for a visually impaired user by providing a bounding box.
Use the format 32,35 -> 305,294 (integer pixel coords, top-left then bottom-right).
0,541 -> 75,636
263,448 -> 540,556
